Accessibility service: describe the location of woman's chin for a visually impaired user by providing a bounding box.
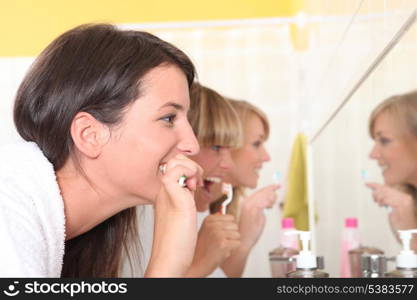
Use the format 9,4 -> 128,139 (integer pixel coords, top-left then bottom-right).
243,178 -> 258,189
136,194 -> 155,205
194,190 -> 211,212
383,175 -> 400,186
196,202 -> 209,212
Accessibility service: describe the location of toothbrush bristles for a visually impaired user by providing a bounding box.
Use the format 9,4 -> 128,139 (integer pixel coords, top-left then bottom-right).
273,171 -> 281,183
360,169 -> 369,181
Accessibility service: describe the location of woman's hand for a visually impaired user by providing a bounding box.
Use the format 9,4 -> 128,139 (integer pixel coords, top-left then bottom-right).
220,184 -> 279,277
146,154 -> 203,277
366,182 -> 417,249
186,214 -> 240,277
238,184 -> 279,251
158,154 -> 203,212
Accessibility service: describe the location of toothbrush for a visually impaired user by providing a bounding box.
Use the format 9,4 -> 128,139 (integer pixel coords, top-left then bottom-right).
273,171 -> 282,184
360,169 -> 369,181
178,175 -> 187,188
220,183 -> 233,214
159,164 -> 187,188
361,169 -> 392,213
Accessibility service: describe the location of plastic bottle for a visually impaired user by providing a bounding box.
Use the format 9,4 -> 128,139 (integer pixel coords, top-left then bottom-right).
340,217 -> 361,277
385,229 -> 417,278
286,230 -> 329,278
280,218 -> 299,249
269,218 -> 299,277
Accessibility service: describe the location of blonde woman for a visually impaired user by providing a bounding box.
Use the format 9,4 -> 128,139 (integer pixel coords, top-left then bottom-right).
366,90 -> 417,251
186,83 -> 243,277
219,99 -> 279,277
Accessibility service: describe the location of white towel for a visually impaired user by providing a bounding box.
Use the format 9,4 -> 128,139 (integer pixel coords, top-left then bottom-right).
0,141 -> 66,277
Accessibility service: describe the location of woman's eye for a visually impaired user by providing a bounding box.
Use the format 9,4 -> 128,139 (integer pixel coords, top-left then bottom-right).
252,141 -> 262,148
379,137 -> 391,145
377,137 -> 391,146
211,145 -> 221,152
161,114 -> 176,125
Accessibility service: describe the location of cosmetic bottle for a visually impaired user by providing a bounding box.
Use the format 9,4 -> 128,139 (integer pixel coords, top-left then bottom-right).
340,217 -> 360,277
269,218 -> 299,277
286,230 -> 329,278
385,229 -> 417,278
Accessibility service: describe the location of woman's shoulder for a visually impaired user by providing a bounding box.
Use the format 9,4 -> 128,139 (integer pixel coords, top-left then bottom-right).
0,139 -> 43,158
0,140 -> 53,177
0,140 -> 66,276
0,139 -> 64,225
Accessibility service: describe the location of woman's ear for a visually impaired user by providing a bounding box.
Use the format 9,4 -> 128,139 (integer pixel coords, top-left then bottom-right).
70,112 -> 110,158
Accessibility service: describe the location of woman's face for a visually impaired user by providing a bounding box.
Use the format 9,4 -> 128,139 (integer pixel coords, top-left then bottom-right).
191,146 -> 234,211
370,112 -> 417,186
98,64 -> 199,204
227,114 -> 270,189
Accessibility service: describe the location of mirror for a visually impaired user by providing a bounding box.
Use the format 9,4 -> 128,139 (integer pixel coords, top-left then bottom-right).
312,2 -> 417,276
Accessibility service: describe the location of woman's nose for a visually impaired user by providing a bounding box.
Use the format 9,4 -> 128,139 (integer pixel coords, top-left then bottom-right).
178,123 -> 200,156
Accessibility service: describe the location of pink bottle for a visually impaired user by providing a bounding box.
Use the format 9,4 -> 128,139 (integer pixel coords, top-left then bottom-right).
280,218 -> 299,249
340,217 -> 361,277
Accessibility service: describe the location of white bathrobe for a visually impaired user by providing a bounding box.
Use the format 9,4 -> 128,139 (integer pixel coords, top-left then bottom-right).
0,141 -> 65,277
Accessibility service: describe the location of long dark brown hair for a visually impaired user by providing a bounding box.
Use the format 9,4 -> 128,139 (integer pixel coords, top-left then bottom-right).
13,23 -> 195,277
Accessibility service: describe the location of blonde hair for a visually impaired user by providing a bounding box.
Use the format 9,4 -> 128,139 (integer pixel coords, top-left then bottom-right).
226,99 -> 271,219
369,90 -> 417,140
189,82 -> 243,148
228,99 -> 270,141
369,90 -> 417,218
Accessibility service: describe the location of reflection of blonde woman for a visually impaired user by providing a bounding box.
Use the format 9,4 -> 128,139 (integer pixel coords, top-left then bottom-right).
220,99 -> 279,277
186,83 -> 243,277
366,90 -> 417,251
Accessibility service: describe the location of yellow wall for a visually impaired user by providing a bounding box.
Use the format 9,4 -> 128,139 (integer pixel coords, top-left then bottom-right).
0,0 -> 303,56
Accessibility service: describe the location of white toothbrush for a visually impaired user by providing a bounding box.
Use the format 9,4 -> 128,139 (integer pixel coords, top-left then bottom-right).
273,171 -> 282,184
220,183 -> 233,214
360,169 -> 369,181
